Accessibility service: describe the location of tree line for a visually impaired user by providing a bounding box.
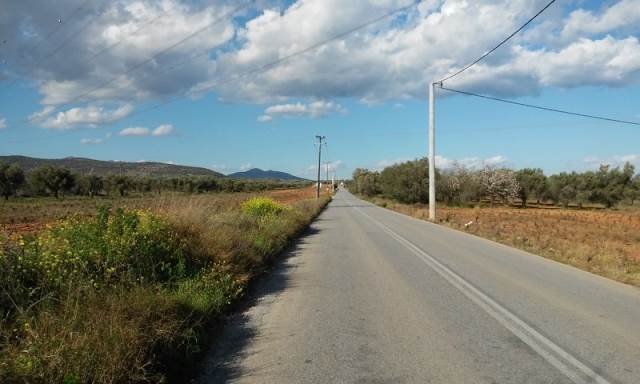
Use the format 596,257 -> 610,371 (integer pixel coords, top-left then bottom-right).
350,159 -> 640,208
0,163 -> 308,200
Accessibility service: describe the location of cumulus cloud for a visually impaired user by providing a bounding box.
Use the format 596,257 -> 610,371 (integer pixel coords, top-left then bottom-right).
436,155 -> 508,169
306,159 -> 344,174
2,0 -> 237,106
239,163 -> 253,171
119,127 -> 150,136
151,124 -> 175,136
212,0 -> 640,102
0,116 -> 6,129
373,155 -> 508,171
30,104 -> 133,130
258,100 -> 346,122
3,0 -> 640,114
80,138 -> 104,145
584,154 -> 640,168
119,124 -> 176,137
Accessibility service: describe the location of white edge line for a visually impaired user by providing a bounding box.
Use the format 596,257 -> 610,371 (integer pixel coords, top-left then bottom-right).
348,201 -> 611,384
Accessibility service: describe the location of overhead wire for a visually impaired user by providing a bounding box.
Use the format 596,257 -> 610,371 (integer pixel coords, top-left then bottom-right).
121,1 -> 420,122
438,0 -> 556,84
1,0 -> 94,89
35,1 -> 254,118
438,85 -> 640,127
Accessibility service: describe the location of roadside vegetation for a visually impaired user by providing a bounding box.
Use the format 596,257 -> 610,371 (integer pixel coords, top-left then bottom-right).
0,161 -> 309,201
0,186 -> 330,383
350,159 -> 640,287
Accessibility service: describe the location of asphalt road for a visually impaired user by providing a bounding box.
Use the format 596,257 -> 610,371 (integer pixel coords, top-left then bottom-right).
199,189 -> 640,384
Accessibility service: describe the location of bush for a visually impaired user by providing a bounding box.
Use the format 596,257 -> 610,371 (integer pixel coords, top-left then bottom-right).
174,263 -> 244,315
2,207 -> 189,310
0,194 -> 330,383
241,197 -> 287,217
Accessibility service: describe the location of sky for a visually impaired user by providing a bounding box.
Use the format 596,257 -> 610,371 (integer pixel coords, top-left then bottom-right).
0,0 -> 639,179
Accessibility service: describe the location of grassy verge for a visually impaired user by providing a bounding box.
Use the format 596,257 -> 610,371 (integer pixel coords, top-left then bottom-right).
0,190 -> 330,383
363,195 -> 640,288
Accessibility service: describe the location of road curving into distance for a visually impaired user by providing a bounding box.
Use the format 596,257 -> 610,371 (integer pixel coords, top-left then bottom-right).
199,189 -> 640,384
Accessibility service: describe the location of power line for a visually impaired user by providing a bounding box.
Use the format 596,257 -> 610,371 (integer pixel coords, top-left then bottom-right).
438,0 -> 556,84
25,1 -> 253,119
39,0 -> 94,47
438,85 -> 640,127
1,0 -> 94,89
121,1 -> 419,122
85,2 -> 179,63
14,1 -> 417,144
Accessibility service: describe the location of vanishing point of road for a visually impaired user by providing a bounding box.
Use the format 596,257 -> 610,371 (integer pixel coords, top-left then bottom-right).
199,190 -> 640,384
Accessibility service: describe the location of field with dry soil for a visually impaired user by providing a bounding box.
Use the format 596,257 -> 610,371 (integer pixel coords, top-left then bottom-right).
369,197 -> 640,287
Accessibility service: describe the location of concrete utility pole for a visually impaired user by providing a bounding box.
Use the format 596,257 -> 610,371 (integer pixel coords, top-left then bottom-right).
316,135 -> 325,198
428,81 -> 438,221
326,162 -> 330,185
331,170 -> 335,193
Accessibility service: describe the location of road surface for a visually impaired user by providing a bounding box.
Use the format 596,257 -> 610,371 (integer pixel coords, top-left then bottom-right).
199,190 -> 640,384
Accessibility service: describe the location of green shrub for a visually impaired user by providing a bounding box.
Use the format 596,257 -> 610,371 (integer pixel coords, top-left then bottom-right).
1,207 -> 189,312
174,263 -> 244,315
241,197 -> 287,217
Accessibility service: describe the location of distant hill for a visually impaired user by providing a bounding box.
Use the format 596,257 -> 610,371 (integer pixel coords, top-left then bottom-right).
0,155 -> 223,178
229,168 -> 306,181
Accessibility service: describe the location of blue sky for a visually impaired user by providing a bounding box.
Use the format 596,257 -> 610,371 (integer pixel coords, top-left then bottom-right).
1,0 -> 639,179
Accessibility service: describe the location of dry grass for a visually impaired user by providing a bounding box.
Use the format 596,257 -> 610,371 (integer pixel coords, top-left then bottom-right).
1,187 -> 331,383
368,197 -> 640,287
0,186 -> 328,236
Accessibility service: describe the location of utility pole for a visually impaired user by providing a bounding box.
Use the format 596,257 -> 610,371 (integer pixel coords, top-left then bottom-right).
316,135 -> 325,198
326,162 -> 330,185
331,170 -> 335,193
428,81 -> 438,221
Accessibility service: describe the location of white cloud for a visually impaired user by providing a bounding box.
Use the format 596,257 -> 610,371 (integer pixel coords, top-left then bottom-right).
152,124 -> 175,136
80,138 -> 104,145
4,0 -> 237,106
584,154 -> 640,169
306,159 -> 344,174
257,114 -> 273,123
373,155 -> 507,171
80,132 -> 112,145
371,158 -> 412,171
212,164 -> 228,172
119,127 -> 150,136
211,0 -> 640,103
119,124 -> 176,137
258,100 -> 346,122
239,163 -> 253,171
436,155 -> 508,169
560,0 -> 640,41
4,0 -> 640,112
30,104 -> 133,130
0,116 -> 6,129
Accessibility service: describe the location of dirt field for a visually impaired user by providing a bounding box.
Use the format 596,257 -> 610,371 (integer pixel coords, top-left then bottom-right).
369,197 -> 640,287
0,186 -> 328,236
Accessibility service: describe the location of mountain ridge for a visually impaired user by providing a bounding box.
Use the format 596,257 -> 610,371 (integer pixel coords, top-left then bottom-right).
228,168 -> 306,181
0,155 -> 223,177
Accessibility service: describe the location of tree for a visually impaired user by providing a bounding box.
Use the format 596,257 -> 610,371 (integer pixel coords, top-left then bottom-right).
28,166 -> 75,198
480,167 -> 520,205
0,162 -> 25,200
515,168 -> 547,207
106,175 -> 133,197
628,175 -> 640,205
78,174 -> 104,197
378,159 -> 428,203
548,172 -> 577,208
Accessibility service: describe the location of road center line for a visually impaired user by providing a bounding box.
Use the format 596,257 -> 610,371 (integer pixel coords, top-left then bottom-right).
348,200 -> 611,384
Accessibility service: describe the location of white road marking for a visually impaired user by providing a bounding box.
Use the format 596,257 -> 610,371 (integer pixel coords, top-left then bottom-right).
348,200 -> 611,384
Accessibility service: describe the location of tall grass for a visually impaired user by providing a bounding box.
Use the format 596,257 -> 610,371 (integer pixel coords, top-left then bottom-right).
0,194 -> 330,383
